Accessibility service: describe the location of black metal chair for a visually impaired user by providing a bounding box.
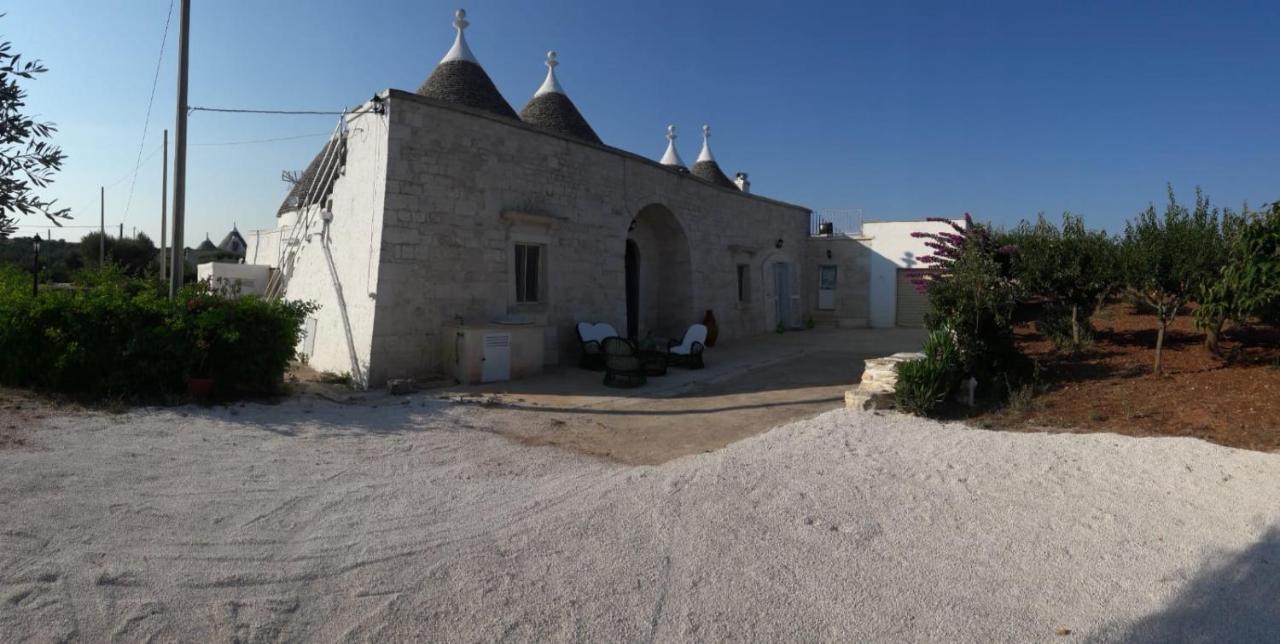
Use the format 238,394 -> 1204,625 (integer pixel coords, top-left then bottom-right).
576,322 -> 617,371
602,337 -> 646,388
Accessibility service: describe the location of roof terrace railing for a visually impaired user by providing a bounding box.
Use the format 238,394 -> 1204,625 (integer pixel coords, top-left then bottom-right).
809,209 -> 864,237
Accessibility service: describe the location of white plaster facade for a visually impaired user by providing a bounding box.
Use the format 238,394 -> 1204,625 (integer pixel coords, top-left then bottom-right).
861,219 -> 964,328
196,262 -> 270,297
246,112 -> 389,380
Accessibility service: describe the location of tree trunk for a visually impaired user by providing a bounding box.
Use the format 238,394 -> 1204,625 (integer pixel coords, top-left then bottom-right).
1071,304 -> 1080,348
1204,317 -> 1224,356
1154,319 -> 1166,374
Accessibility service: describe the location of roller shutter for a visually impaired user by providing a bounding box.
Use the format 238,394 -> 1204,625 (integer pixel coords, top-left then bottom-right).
895,269 -> 929,327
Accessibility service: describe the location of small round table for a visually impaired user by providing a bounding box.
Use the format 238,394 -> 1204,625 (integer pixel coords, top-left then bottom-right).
638,349 -> 669,376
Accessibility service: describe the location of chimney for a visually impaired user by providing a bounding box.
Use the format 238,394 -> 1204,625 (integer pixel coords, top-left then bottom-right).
734,172 -> 750,193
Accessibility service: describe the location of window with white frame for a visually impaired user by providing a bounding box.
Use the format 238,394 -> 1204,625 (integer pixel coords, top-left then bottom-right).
514,243 -> 543,303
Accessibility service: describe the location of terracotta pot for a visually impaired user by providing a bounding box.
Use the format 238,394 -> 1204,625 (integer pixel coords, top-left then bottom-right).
703,309 -> 719,347
187,377 -> 214,401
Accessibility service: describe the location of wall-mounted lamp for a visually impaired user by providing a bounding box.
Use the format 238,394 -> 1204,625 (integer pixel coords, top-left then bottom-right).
775,238 -> 784,249
320,208 -> 334,224
826,249 -> 833,260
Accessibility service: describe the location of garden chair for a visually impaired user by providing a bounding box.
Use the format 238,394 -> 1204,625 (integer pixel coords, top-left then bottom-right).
669,324 -> 707,369
602,336 -> 647,388
576,322 -> 619,371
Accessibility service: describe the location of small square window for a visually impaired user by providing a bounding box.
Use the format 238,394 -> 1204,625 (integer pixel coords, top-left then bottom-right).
514,243 -> 543,303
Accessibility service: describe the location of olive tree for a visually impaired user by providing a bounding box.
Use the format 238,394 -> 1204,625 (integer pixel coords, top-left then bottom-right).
0,22 -> 68,238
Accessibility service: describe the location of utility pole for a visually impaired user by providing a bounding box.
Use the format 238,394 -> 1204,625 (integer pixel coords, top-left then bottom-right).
119,223 -> 124,239
99,186 -> 105,267
169,0 -> 191,298
160,128 -> 168,279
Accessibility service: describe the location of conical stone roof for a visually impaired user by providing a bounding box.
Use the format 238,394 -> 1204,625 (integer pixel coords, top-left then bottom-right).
659,125 -> 686,169
690,125 -> 735,189
416,9 -> 518,119
519,51 -> 601,144
277,134 -> 345,216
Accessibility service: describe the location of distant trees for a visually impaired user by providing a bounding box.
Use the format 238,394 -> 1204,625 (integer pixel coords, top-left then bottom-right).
0,235 -> 80,282
0,22 -> 68,238
79,232 -> 158,277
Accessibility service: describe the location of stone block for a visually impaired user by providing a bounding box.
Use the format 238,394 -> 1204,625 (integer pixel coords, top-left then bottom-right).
844,352 -> 924,412
844,387 -> 895,411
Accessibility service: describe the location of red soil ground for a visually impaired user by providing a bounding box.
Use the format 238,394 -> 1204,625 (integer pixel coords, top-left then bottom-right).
978,303 -> 1280,452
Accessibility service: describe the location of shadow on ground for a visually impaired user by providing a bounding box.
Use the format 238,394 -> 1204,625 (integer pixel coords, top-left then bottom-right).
1106,526 -> 1280,642
174,397 -> 451,438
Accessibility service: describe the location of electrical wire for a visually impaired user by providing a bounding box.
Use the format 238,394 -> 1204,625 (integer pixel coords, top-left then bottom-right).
11,223 -> 126,229
189,106 -> 348,116
190,132 -> 330,146
121,0 -> 175,226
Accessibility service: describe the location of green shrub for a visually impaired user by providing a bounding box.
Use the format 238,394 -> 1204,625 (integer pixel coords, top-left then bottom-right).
895,330 -> 961,416
922,237 -> 1032,395
0,267 -> 316,401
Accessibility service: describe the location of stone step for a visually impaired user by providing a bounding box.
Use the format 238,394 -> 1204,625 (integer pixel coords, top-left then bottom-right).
845,351 -> 924,412
844,387 -> 895,411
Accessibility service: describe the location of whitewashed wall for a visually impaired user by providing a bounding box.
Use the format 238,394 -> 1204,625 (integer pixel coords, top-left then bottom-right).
246,108 -> 390,383
861,219 -> 965,328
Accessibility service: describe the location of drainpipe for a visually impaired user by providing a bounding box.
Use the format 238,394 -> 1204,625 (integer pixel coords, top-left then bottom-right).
320,207 -> 368,389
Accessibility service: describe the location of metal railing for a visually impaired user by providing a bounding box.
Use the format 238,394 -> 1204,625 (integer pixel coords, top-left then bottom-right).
809,209 -> 864,237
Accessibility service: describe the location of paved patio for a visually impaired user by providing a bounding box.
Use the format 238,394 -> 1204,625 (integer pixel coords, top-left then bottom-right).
441,326 -> 926,464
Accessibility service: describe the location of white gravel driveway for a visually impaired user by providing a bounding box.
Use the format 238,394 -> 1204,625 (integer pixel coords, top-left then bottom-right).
1,398 -> 1277,642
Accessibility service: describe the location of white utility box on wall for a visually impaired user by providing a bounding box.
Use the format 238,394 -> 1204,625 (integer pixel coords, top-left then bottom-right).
441,322 -> 545,384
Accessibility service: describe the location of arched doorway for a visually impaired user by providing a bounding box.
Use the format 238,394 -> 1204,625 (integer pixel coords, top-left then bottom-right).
625,204 -> 692,340
625,240 -> 640,338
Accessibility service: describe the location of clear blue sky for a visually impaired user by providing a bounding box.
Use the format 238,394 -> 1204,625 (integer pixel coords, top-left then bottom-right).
7,0 -> 1279,243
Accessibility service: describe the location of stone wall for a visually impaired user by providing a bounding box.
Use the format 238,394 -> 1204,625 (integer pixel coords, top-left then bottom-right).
370,90 -> 811,383
803,235 -> 872,327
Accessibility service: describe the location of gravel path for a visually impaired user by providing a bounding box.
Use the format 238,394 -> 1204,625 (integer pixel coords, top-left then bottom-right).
1,398 -> 1277,641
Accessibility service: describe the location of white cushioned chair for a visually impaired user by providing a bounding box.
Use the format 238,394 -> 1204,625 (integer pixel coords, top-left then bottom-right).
668,324 -> 707,369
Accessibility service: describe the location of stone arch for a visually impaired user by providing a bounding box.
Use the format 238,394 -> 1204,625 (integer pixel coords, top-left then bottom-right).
625,203 -> 693,339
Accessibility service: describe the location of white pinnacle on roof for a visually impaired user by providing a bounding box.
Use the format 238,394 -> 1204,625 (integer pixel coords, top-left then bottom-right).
660,125 -> 685,167
696,124 -> 716,163
534,51 -> 565,97
440,8 -> 478,64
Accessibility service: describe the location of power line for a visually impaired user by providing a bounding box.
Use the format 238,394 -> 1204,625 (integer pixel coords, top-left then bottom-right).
122,0 -> 176,225
12,223 -> 126,229
61,144 -> 163,218
189,106 -> 347,116
190,131 -> 330,146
